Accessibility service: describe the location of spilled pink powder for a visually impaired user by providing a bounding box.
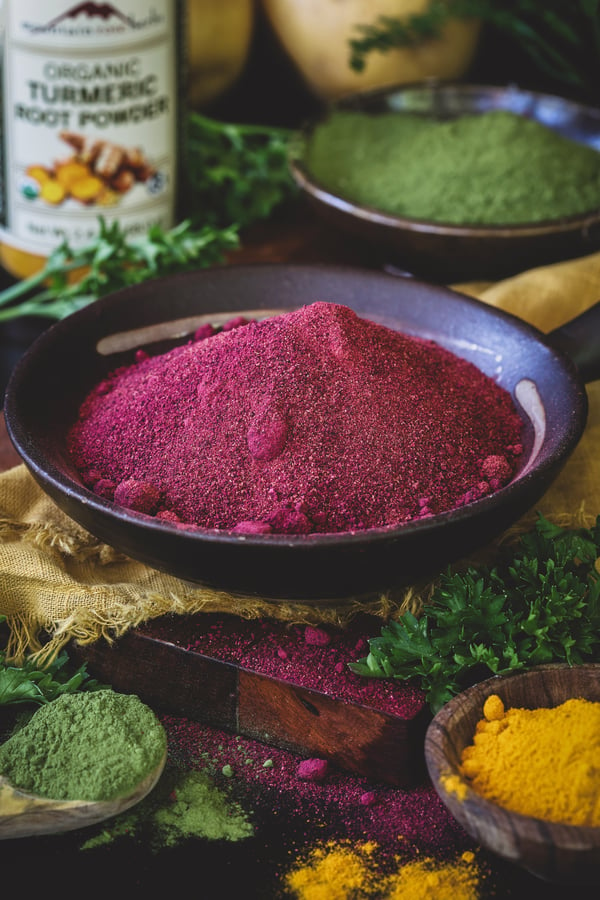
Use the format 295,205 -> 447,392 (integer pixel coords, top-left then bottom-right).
162,713 -> 470,860
67,302 -> 523,534
297,758 -> 330,782
140,613 -> 426,720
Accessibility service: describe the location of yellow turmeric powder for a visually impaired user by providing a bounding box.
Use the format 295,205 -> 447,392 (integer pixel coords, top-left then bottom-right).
454,693 -> 600,826
382,851 -> 480,899
285,840 -> 378,899
284,840 -> 482,899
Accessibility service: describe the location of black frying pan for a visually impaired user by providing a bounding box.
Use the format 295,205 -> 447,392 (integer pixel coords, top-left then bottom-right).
4,264 -> 599,601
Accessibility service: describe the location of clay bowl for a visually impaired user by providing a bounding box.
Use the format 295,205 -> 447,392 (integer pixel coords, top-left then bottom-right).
425,664 -> 600,884
290,82 -> 600,282
4,263 -> 600,602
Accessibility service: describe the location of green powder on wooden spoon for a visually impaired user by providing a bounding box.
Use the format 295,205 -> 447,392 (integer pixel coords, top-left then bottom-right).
0,689 -> 167,802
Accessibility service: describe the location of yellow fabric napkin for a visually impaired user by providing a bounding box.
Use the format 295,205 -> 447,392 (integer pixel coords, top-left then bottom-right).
1,252 -> 599,664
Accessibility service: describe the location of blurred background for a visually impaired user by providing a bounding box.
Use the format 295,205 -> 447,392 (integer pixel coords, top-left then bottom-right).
196,0 -> 598,125
1,0 -> 598,396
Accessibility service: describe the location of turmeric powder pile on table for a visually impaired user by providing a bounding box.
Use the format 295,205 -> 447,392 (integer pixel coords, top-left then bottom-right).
284,840 -> 482,899
454,693 -> 600,826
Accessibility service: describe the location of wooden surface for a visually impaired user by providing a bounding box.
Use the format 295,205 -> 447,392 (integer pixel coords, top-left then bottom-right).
71,626 -> 430,788
0,412 -> 20,472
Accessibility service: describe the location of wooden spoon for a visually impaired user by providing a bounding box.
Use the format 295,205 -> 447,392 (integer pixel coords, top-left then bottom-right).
0,749 -> 167,839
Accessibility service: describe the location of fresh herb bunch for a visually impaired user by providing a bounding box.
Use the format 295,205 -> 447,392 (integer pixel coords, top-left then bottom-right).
186,111 -> 297,229
0,218 -> 239,323
348,0 -> 600,99
350,514 -> 600,713
0,619 -> 105,706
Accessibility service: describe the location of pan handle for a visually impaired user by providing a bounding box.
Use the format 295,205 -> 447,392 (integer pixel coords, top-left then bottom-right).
546,301 -> 600,385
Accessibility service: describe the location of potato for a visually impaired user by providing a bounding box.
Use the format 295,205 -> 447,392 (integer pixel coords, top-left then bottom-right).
261,0 -> 482,100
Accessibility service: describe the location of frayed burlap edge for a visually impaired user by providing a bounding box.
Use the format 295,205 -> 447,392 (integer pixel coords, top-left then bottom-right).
2,498 -> 594,669
0,513 -> 128,567
5,589 -> 417,669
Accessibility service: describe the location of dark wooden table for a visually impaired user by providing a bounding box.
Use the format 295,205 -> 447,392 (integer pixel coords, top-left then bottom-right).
2,207 -> 599,897
0,414 -> 19,472
1,14 -> 598,879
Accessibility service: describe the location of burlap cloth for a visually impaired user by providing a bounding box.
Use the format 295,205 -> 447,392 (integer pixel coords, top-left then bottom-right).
1,253 -> 599,664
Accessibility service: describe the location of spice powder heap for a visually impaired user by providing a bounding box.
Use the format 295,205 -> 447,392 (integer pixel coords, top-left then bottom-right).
451,693 -> 600,827
68,302 -> 523,534
304,109 -> 600,226
0,690 -> 167,802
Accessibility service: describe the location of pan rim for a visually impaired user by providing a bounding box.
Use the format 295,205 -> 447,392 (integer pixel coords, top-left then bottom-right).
4,261 -> 588,555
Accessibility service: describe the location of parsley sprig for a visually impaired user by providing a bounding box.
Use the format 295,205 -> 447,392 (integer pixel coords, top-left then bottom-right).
0,218 -> 240,323
350,515 -> 600,713
186,111 -> 296,229
0,112 -> 296,323
0,619 -> 105,706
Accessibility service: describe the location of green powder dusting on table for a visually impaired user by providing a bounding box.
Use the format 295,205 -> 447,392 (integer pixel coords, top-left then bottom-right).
153,768 -> 254,845
0,689 -> 167,802
303,109 -> 600,225
81,767 -> 254,849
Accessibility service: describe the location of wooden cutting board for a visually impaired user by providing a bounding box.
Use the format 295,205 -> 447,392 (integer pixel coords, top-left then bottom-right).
71,613 -> 431,788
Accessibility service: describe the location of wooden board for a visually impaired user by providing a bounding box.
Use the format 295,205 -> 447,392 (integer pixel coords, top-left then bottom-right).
72,616 -> 431,788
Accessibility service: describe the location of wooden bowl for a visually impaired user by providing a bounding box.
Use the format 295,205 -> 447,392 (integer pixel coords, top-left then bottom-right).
424,664 -> 600,884
290,82 -> 600,282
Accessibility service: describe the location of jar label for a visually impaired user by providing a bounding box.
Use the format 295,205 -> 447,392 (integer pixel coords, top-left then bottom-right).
0,0 -> 183,255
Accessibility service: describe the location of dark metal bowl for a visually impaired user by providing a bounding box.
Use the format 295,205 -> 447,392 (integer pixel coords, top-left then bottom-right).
4,263 -> 599,601
290,82 -> 600,282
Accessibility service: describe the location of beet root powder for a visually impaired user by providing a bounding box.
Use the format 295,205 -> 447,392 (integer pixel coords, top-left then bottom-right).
67,302 -> 523,535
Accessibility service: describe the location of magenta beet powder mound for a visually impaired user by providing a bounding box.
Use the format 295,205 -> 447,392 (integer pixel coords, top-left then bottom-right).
67,301 -> 524,535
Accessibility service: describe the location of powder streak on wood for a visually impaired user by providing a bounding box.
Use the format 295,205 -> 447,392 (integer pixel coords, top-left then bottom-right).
73,629 -> 430,787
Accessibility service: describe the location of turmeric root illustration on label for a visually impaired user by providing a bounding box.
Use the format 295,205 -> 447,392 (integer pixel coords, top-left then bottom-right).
24,131 -> 158,207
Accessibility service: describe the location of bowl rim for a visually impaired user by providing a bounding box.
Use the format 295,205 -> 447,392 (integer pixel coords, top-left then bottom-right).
290,80 -> 600,236
4,262 -> 587,553
3,262 -> 591,599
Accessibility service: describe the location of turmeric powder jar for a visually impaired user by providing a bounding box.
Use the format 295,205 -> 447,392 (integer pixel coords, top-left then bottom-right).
0,0 -> 186,280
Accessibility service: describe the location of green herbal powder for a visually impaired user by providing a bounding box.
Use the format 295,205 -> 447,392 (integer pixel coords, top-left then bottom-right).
304,109 -> 600,225
0,689 -> 167,802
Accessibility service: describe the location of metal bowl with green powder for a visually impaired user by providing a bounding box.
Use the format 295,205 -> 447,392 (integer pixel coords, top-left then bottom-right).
291,82 -> 600,281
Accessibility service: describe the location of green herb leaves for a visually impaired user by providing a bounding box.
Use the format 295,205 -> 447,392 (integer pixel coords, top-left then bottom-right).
0,625 -> 105,706
348,1 -> 600,100
0,218 -> 239,323
350,515 -> 600,713
186,112 -> 296,229
0,112 -> 295,323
